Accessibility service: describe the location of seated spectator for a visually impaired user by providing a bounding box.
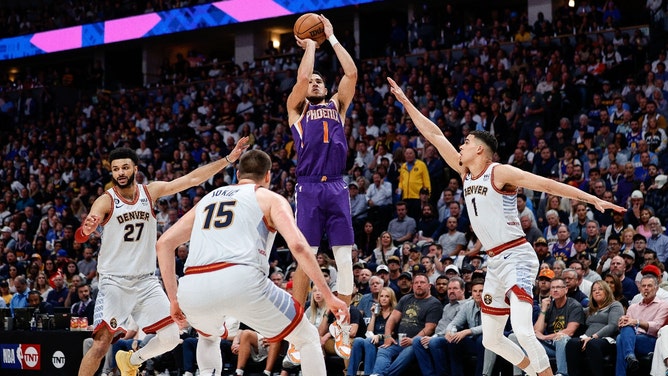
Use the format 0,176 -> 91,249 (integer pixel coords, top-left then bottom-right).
615,274 -> 668,375
387,202 -> 416,247
369,273 -> 442,376
45,275 -> 68,308
348,287 -> 397,376
70,284 -> 95,325
565,280 -> 624,376
233,329 -> 282,376
369,232 -> 400,271
630,264 -> 668,303
26,289 -> 53,315
9,276 -> 29,312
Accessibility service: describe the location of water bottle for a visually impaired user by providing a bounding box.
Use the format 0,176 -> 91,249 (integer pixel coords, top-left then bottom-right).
29,316 -> 36,331
373,303 -> 381,316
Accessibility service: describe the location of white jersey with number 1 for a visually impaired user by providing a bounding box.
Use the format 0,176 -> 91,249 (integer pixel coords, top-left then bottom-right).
98,185 -> 157,277
185,183 -> 276,276
463,163 -> 525,249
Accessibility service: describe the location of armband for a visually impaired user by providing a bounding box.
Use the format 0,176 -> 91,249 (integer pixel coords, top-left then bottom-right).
74,227 -> 89,243
328,35 -> 339,47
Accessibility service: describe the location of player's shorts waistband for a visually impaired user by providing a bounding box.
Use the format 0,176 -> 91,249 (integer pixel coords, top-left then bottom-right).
184,261 -> 236,275
486,238 -> 527,257
106,273 -> 154,280
296,175 -> 342,183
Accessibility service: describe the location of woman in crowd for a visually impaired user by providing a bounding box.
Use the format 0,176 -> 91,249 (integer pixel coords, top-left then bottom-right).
635,207 -> 653,239
281,285 -> 328,374
32,271 -> 53,301
565,280 -> 624,376
368,231 -> 399,271
604,273 -> 629,310
356,221 -> 379,261
316,252 -> 338,288
620,227 -> 636,251
552,259 -> 567,278
347,287 -> 397,376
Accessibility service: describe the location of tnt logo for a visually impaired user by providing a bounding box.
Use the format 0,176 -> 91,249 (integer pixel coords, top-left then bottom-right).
52,350 -> 66,369
0,344 -> 40,370
21,345 -> 40,369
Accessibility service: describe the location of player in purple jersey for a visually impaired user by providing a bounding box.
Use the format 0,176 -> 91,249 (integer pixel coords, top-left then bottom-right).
287,13 -> 357,339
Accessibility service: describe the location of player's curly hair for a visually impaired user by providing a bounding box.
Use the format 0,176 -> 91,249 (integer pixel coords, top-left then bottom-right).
109,147 -> 139,165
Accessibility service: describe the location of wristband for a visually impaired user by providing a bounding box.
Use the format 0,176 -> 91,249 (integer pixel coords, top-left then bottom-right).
75,227 -> 89,243
540,311 -> 547,315
225,155 -> 232,164
328,35 -> 339,47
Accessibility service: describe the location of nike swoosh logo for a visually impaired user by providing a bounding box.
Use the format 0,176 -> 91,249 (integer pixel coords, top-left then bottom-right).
503,254 -> 511,259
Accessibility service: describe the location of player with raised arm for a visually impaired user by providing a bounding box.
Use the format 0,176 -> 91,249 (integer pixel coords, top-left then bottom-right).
75,137 -> 249,376
386,77 -> 625,376
287,14 -> 357,357
156,149 -> 348,376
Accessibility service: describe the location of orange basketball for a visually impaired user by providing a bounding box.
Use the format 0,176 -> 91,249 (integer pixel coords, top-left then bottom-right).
293,13 -> 326,44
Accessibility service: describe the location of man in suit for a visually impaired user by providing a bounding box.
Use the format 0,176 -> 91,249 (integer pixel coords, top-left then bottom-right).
71,284 -> 95,324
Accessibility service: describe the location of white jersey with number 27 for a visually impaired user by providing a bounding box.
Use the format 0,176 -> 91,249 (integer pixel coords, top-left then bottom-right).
98,185 -> 157,277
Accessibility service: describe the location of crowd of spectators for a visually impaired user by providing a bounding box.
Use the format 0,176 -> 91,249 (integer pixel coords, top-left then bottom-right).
1,0 -> 668,375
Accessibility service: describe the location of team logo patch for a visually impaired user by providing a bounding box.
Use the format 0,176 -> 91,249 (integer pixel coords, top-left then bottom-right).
110,318 -> 117,329
483,294 -> 493,305
483,174 -> 490,181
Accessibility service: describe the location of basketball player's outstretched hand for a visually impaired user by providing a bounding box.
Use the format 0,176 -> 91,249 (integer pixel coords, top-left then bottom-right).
82,214 -> 101,234
387,78 -> 408,103
227,136 -> 250,163
170,300 -> 187,326
594,197 -> 626,214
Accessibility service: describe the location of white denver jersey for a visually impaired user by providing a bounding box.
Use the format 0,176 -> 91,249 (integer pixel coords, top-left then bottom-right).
98,185 -> 157,276
463,163 -> 525,249
185,183 -> 276,276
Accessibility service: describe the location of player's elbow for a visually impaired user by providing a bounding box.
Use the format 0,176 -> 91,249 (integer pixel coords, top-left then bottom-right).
290,241 -> 310,256
345,70 -> 358,81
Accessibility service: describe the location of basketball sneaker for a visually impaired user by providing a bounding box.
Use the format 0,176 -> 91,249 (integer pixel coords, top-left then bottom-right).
329,319 -> 351,359
286,342 -> 301,364
115,349 -> 140,376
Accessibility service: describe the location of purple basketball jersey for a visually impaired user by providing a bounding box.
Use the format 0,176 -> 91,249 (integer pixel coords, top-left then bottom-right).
291,99 -> 353,246
290,100 -> 347,178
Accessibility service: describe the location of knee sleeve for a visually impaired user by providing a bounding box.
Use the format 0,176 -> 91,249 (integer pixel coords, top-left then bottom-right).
480,314 -> 504,350
136,323 -> 181,363
197,335 -> 223,376
508,294 -> 550,373
332,245 -> 353,295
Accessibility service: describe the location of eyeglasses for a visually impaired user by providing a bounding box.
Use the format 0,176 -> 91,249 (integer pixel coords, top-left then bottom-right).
551,286 -> 567,289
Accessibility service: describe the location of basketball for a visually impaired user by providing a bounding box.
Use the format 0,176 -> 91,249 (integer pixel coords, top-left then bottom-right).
293,13 -> 326,44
